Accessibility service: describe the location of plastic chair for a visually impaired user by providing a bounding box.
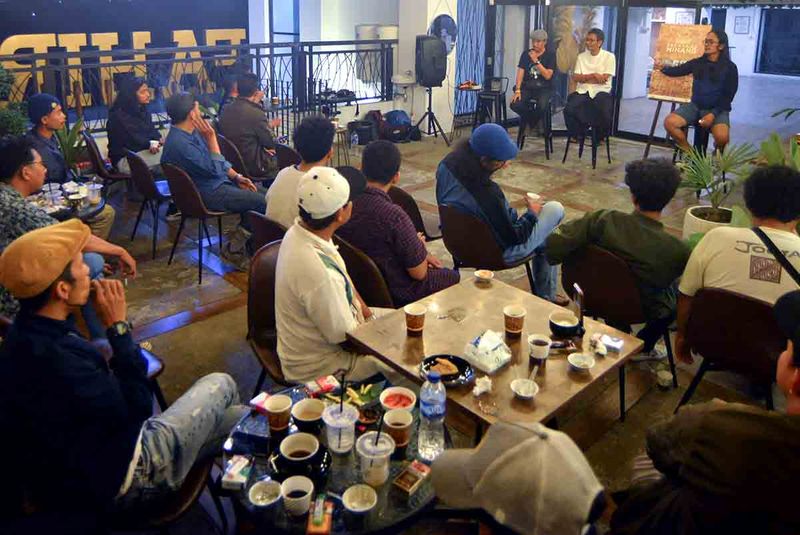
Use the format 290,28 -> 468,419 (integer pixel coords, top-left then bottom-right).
515,94 -> 555,160
81,130 -> 130,194
387,186 -> 441,241
438,204 -> 536,293
247,210 -> 287,253
276,143 -> 301,170
217,133 -> 271,184
332,235 -> 395,309
161,163 -> 228,285
248,240 -> 296,396
674,288 -> 783,413
126,151 -> 172,260
561,245 -> 679,421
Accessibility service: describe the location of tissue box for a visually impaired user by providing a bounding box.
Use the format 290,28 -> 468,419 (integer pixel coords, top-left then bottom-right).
463,330 -> 512,374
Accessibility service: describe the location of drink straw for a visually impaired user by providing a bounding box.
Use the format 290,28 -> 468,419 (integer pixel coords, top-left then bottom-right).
374,409 -> 386,445
338,371 -> 347,449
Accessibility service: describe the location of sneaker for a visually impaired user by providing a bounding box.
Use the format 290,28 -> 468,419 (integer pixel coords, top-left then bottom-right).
631,347 -> 668,362
551,294 -> 571,307
165,203 -> 181,221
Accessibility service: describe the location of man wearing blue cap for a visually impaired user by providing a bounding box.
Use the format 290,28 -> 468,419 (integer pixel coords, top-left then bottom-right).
436,123 -> 565,301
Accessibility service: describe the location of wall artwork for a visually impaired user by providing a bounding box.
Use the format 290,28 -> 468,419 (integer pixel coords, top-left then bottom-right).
734,16 -> 751,35
648,24 -> 711,103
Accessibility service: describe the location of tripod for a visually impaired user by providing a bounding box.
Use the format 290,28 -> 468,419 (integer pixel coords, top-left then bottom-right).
414,86 -> 450,146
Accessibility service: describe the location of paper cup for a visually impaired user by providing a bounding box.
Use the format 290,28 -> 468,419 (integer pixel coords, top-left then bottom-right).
280,475 -> 314,516
381,408 -> 413,447
503,304 -> 526,337
264,394 -> 292,431
528,334 -> 552,362
404,303 -> 427,336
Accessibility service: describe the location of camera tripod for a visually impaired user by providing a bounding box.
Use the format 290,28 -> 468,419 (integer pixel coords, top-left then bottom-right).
414,86 -> 450,146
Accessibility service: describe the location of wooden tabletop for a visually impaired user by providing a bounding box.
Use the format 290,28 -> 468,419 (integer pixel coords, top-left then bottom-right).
347,277 -> 644,428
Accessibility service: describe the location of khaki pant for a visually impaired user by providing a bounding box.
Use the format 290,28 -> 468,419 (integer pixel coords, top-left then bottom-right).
86,204 -> 116,240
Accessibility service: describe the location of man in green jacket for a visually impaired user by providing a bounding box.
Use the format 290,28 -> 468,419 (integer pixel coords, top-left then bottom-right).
545,159 -> 689,359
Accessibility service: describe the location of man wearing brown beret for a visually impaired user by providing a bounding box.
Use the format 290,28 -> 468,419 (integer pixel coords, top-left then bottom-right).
0,220 -> 246,518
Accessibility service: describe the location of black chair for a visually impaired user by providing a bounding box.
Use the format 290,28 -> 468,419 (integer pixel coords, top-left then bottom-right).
126,151 -> 172,260
387,186 -> 441,241
473,77 -> 509,128
217,133 -> 272,184
516,94 -> 555,159
333,235 -> 395,309
247,211 -> 287,253
276,143 -> 302,170
562,124 -> 611,170
81,131 -> 130,194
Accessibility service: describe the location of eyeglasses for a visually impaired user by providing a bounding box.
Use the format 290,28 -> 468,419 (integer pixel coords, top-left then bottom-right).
26,161 -> 47,170
704,39 -> 719,45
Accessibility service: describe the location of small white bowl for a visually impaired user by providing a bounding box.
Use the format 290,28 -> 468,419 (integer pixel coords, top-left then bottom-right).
567,352 -> 596,373
474,269 -> 494,284
248,479 -> 282,508
379,386 -> 417,411
510,378 -> 539,400
342,484 -> 378,514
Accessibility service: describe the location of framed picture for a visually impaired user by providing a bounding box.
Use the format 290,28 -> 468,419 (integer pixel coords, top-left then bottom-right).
676,11 -> 694,24
735,16 -> 750,34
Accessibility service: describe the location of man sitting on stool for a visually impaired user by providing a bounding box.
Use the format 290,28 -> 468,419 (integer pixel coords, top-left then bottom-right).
563,28 -> 616,141
510,29 -> 555,139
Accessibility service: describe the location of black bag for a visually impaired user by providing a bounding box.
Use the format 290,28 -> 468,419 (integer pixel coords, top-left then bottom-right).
408,125 -> 422,142
384,124 -> 411,143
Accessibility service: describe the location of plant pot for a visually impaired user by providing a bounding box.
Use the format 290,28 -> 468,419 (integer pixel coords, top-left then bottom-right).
682,206 -> 732,240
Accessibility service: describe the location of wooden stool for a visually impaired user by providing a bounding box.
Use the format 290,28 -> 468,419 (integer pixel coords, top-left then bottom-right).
334,128 -> 351,166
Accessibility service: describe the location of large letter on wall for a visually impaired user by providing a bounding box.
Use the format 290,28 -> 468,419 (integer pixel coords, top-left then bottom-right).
57,34 -> 90,107
205,29 -> 247,67
0,34 -> 57,102
169,30 -> 205,96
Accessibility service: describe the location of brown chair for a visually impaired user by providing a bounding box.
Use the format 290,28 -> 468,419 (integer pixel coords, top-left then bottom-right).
333,235 -> 395,309
438,204 -> 537,293
561,245 -> 679,421
247,210 -> 287,252
127,151 -> 172,260
110,458 -> 227,534
81,131 -> 130,194
162,163 -> 228,285
388,185 -> 442,241
674,288 -> 783,413
217,133 -> 271,184
276,143 -> 301,170
248,240 -> 295,396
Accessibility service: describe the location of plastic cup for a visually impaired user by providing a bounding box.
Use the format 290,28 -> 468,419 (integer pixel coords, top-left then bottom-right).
356,431 -> 396,487
381,409 -> 413,448
322,403 -> 359,454
87,184 -> 102,205
503,304 -> 526,338
528,334 -> 552,362
404,303 -> 427,336
264,394 -> 292,431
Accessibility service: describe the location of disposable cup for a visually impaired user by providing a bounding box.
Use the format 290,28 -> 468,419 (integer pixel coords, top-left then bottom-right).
381,409 -> 413,447
503,304 -> 526,338
264,394 -> 292,431
280,475 -> 314,516
528,334 -> 552,362
404,303 -> 427,336
356,431 -> 395,487
322,403 -> 359,454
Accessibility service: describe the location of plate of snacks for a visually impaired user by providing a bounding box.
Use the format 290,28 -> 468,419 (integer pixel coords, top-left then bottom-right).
419,354 -> 475,387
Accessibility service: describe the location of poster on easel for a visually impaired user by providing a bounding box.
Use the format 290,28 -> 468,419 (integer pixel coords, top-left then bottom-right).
647,24 -> 711,103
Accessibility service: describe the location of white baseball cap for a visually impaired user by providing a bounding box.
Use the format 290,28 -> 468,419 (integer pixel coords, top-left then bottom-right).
297,166 -> 365,220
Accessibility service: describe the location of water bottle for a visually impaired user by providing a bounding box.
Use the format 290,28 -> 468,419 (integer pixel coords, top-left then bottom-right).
418,371 -> 446,462
350,130 -> 359,147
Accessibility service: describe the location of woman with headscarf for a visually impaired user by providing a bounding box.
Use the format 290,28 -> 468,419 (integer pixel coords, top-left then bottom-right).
107,77 -> 163,174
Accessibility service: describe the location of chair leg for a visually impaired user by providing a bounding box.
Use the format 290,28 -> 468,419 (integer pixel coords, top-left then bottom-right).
562,137 -> 571,164
606,135 -> 612,164
130,200 -> 147,242
578,136 -> 585,159
544,129 -> 551,160
151,378 -> 168,411
197,219 -> 204,285
674,358 -> 710,414
591,130 -> 598,170
663,330 -> 679,388
168,216 -> 186,265
517,120 -> 526,150
151,202 -> 160,261
252,368 -> 267,399
217,216 -> 223,255
618,364 -> 626,422
524,260 -> 536,294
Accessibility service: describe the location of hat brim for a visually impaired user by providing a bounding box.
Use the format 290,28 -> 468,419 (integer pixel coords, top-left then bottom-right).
431,449 -> 481,509
336,166 -> 367,202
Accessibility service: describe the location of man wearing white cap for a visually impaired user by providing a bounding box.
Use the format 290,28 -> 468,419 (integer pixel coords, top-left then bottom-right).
431,420 -> 608,535
275,166 -> 395,383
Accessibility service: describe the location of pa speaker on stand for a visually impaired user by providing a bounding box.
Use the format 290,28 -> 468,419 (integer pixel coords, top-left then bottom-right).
414,35 -> 450,146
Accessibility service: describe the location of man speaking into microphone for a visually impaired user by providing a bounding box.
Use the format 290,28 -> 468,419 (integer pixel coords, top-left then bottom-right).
511,29 -> 556,137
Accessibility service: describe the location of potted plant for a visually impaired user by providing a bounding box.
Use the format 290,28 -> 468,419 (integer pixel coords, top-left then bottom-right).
678,142 -> 757,239
0,65 -> 28,136
54,117 -> 85,175
757,132 -> 799,170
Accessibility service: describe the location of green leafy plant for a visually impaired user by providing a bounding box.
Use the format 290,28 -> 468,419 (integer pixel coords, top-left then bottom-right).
54,118 -> 85,173
772,107 -> 799,121
0,102 -> 28,136
758,132 -> 800,171
676,142 -> 757,220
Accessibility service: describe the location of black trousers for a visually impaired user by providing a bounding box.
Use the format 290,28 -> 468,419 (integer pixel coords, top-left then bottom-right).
510,88 -> 553,131
564,91 -> 613,138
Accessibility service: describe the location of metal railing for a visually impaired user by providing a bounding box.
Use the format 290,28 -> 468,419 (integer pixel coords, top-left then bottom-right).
0,39 -> 396,139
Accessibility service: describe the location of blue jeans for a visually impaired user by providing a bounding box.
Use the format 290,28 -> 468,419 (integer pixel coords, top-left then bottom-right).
116,373 -> 248,508
82,252 -> 106,340
503,201 -> 565,301
203,182 -> 267,230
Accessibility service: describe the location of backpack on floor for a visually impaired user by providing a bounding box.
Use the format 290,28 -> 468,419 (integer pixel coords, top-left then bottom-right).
384,110 -> 412,127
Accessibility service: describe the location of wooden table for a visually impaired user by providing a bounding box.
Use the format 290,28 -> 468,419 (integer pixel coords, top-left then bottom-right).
347,278 -> 643,437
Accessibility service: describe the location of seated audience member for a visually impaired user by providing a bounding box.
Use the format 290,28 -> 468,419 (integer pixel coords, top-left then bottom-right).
0,135 -> 136,339
275,167 -> 397,383
610,290 -> 800,535
546,159 -> 689,360
676,165 -> 800,363
563,28 -> 616,140
431,420 -> 607,535
436,123 -> 565,302
161,92 -> 266,259
218,74 -> 238,114
0,220 -> 247,516
338,140 -> 459,306
266,114 -> 335,229
656,29 -> 738,153
219,72 -> 281,180
107,77 -> 163,174
25,93 -> 116,239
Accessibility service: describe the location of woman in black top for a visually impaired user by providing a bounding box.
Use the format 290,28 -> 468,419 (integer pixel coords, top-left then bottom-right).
107,77 -> 162,173
657,30 -> 738,153
510,29 -> 556,134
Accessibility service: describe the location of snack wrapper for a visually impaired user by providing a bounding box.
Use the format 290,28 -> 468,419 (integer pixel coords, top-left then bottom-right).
464,330 -> 512,374
222,455 -> 252,490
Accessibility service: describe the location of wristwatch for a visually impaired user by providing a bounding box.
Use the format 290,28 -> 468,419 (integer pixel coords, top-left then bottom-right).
108,321 -> 131,337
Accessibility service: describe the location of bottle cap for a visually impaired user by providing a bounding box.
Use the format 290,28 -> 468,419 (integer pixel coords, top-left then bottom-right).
427,371 -> 441,382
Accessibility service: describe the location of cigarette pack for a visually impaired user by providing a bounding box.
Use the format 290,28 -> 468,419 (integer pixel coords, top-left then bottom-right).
249,392 -> 271,415
306,494 -> 333,534
304,375 -> 341,396
393,460 -> 431,495
221,455 -> 252,490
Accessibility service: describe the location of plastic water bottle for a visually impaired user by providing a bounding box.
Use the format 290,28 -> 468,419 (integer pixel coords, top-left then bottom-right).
350,130 -> 359,147
418,371 -> 446,462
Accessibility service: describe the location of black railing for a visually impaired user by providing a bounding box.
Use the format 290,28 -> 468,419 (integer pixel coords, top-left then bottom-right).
0,39 -> 396,139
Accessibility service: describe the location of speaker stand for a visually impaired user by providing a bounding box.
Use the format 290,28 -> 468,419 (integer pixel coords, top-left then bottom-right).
414,87 -> 450,146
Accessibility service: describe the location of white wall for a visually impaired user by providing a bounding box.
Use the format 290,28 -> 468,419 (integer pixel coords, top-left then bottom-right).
248,0 -> 270,43
622,8 -> 652,99
320,0 -> 399,41
725,7 -> 761,76
300,0 -> 323,41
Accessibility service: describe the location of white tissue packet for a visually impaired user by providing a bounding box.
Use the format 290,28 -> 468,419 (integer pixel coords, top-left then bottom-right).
464,330 -> 512,374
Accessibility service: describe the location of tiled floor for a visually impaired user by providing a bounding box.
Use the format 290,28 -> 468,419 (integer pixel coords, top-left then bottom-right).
103,130 -> 761,534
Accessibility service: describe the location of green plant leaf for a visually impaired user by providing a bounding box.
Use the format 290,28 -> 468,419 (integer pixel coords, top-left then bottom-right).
686,232 -> 706,250
730,205 -> 752,228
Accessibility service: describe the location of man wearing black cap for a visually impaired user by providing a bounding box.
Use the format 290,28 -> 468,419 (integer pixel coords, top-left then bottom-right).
511,29 -> 556,136
611,290 -> 800,534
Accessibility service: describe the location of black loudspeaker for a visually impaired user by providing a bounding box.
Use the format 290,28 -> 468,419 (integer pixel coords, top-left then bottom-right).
415,35 -> 447,88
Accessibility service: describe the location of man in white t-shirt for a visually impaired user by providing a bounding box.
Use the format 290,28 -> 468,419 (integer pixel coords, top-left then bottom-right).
265,115 -> 335,228
275,166 -> 393,383
676,165 -> 800,363
564,28 -> 616,139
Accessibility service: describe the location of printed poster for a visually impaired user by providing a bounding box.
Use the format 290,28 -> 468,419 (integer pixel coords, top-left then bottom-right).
648,24 -> 711,103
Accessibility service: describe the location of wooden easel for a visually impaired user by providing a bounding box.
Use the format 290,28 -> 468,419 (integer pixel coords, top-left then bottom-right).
642,98 -> 679,158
